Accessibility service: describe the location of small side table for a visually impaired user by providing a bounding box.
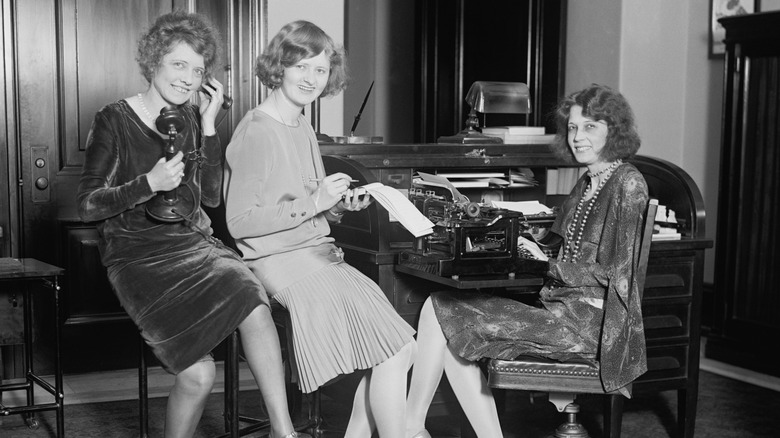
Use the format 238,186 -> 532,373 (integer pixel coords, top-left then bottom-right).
0,258 -> 65,437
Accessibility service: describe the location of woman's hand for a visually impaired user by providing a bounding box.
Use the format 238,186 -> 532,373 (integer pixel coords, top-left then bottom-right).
198,77 -> 225,136
518,235 -> 549,261
146,151 -> 185,193
339,187 -> 374,212
313,173 -> 352,212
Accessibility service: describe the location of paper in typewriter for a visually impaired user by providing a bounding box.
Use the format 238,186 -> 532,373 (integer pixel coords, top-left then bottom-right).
361,182 -> 434,237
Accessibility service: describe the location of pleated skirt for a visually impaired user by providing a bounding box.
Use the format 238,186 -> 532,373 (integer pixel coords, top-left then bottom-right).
270,261 -> 416,393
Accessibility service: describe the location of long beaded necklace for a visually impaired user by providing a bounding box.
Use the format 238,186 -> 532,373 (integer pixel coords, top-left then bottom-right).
137,93 -> 155,122
272,93 -> 319,227
561,159 -> 623,263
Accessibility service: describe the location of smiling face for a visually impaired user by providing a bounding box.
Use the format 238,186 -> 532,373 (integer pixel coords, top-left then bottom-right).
151,41 -> 206,106
567,105 -> 610,167
279,51 -> 331,108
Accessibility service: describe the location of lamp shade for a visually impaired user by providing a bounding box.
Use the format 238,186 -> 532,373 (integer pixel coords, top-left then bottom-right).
466,81 -> 531,114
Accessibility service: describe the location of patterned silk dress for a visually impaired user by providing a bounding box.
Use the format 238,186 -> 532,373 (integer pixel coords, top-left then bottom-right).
432,163 -> 649,392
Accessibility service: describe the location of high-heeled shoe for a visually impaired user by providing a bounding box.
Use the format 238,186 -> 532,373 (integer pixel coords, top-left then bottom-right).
411,430 -> 432,438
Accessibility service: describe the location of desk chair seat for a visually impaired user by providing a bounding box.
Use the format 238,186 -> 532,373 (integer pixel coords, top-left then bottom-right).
486,200 -> 657,438
488,357 -> 628,438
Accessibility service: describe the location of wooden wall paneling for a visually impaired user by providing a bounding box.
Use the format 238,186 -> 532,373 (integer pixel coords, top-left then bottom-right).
0,0 -> 16,258
707,11 -> 780,377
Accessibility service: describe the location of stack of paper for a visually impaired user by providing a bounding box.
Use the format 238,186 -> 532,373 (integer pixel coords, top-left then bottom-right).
481,126 -> 556,144
481,126 -> 546,136
362,183 -> 434,237
508,168 -> 538,187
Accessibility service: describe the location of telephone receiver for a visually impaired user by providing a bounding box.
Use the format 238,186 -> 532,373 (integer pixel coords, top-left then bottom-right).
199,87 -> 233,110
200,73 -> 233,110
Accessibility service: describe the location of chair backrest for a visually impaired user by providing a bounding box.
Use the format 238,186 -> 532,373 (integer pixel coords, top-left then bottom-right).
636,199 -> 658,300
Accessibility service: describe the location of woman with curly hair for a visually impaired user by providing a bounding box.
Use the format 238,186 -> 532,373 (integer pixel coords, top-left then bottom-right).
78,11 -> 305,438
223,20 -> 416,438
405,84 -> 649,437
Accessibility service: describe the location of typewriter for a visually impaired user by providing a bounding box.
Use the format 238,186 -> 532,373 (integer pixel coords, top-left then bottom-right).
397,175 -> 556,278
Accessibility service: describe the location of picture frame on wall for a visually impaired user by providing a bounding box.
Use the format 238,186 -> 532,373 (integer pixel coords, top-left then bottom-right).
710,0 -> 759,58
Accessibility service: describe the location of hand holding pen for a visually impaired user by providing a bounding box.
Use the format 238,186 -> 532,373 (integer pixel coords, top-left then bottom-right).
310,174 -> 373,214
311,173 -> 355,213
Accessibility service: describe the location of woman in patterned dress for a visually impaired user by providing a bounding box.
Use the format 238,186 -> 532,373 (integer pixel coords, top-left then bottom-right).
405,84 -> 649,438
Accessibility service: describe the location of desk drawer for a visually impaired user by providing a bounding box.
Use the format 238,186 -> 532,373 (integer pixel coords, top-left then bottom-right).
643,258 -> 694,299
392,272 -> 443,327
642,299 -> 691,341
637,344 -> 689,383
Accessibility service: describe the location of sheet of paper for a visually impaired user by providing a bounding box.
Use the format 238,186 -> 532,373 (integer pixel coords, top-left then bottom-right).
363,183 -> 434,237
490,200 -> 552,215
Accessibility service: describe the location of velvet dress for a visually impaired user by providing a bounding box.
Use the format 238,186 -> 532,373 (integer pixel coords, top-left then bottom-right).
224,109 -> 416,393
77,100 -> 267,374
432,163 -> 649,393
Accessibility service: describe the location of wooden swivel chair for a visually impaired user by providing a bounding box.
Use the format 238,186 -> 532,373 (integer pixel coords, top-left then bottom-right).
486,199 -> 658,438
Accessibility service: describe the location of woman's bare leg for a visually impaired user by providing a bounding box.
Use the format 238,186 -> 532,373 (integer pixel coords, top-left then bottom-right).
238,304 -> 297,438
405,298 -> 446,436
344,341 -> 416,438
164,359 -> 216,438
405,297 -> 503,438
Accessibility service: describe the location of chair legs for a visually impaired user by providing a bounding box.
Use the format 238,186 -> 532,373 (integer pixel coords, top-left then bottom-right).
139,336 -> 149,438
544,392 -> 626,438
550,403 -> 590,438
602,394 -> 624,438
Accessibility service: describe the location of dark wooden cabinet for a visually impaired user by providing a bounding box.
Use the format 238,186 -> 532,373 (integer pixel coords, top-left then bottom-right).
322,144 -> 711,436
706,11 -> 780,378
417,0 -> 567,142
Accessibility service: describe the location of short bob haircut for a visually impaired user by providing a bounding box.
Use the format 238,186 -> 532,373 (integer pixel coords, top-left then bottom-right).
136,11 -> 221,84
255,20 -> 348,98
552,84 -> 640,162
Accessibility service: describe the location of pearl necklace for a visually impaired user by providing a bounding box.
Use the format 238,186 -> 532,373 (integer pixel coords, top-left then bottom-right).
137,93 -> 155,122
562,160 -> 622,263
588,159 -> 622,178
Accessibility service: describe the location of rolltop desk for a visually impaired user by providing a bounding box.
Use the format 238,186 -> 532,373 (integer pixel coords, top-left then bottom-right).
320,143 -> 711,438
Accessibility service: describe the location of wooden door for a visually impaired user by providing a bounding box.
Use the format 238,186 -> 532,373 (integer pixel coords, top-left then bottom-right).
11,0 -> 180,374
5,0 -> 259,374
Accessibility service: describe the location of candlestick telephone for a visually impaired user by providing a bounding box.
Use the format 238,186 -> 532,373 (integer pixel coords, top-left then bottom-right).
145,82 -> 232,223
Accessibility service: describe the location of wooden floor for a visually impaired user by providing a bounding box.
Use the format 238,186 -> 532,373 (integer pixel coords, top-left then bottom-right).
1,351 -> 779,437
1,360 -> 257,406
2,337 -> 779,438
3,336 -> 778,408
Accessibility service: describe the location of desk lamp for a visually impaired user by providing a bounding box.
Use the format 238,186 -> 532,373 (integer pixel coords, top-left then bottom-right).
437,81 -> 531,144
